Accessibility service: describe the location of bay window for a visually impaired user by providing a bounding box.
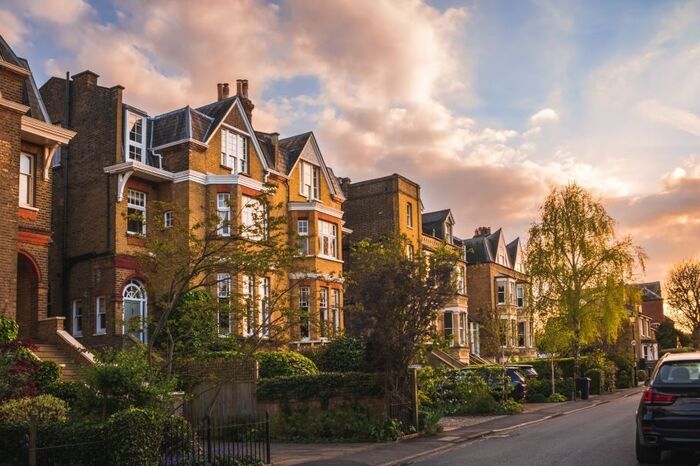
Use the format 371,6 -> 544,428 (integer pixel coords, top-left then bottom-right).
318,220 -> 338,259
243,275 -> 255,337
517,285 -> 525,308
444,312 -> 454,341
459,312 -> 467,346
496,279 -> 506,305
319,287 -> 329,338
125,111 -> 146,163
518,321 -> 526,347
332,289 -> 340,332
221,128 -> 248,174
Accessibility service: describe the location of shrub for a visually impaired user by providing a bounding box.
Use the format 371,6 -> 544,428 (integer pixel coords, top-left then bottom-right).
498,399 -> 523,414
0,339 -> 42,401
546,393 -> 567,403
34,360 -> 61,391
257,351 -> 318,379
584,369 -> 603,395
256,372 -> 382,404
617,370 -> 631,388
108,408 -> 165,466
419,367 -> 499,415
637,369 -> 648,382
0,317 -> 18,344
527,393 -> 547,403
316,336 -> 367,372
45,380 -> 84,408
526,378 -> 552,401
0,394 -> 69,425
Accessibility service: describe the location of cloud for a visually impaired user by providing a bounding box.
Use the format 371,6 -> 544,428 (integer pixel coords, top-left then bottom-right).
528,108 -> 559,125
638,100 -> 700,137
0,9 -> 27,43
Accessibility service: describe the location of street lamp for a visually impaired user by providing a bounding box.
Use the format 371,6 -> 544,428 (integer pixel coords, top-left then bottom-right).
631,339 -> 637,386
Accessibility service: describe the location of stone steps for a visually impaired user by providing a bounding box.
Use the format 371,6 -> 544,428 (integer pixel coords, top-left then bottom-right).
32,343 -> 82,381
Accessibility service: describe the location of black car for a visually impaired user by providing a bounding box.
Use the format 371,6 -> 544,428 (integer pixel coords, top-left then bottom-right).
505,367 -> 528,401
509,364 -> 538,379
636,351 -> 700,463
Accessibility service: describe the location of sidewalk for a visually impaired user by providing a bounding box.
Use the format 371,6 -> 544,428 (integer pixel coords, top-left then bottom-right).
270,387 -> 644,466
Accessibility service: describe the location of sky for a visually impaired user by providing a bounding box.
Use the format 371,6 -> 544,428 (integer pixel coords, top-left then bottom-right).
2,0 -> 700,282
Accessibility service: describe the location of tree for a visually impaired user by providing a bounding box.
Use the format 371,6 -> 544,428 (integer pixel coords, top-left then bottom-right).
655,318 -> 691,350
131,184 -> 308,376
666,260 -> 700,348
525,183 -> 645,382
345,235 -> 459,395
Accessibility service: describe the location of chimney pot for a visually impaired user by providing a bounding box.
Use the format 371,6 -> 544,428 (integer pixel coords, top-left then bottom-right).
217,83 -> 223,100
474,226 -> 491,237
236,79 -> 244,96
222,82 -> 230,99
242,79 -> 249,98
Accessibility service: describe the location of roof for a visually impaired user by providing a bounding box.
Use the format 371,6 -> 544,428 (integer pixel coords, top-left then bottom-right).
506,238 -> 521,266
0,35 -> 50,123
635,282 -> 663,301
195,96 -> 239,141
422,209 -> 453,240
326,166 -> 344,198
463,228 -> 504,264
279,132 -> 312,174
658,352 -> 700,362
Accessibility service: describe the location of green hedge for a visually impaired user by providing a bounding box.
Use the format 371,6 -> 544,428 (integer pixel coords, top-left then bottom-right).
317,337 -> 367,372
256,372 -> 383,403
257,351 -> 319,379
584,369 -> 603,395
0,394 -> 69,425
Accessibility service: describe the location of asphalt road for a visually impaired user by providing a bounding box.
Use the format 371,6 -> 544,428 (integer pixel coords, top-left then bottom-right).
413,394 -> 700,466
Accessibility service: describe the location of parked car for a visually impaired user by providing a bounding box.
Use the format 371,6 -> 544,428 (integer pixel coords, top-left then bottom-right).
505,367 -> 528,401
509,364 -> 538,379
636,351 -> 700,463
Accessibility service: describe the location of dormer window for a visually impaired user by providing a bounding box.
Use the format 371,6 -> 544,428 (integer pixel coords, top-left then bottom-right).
300,161 -> 320,200
221,128 -> 248,174
125,110 -> 146,163
445,222 -> 453,244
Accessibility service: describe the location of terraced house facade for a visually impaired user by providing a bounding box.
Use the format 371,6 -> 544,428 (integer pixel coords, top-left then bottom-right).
40,73 -> 345,349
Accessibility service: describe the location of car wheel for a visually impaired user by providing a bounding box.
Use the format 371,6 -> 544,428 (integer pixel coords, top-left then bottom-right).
635,433 -> 661,464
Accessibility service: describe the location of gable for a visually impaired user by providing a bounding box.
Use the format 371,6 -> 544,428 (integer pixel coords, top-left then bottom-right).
288,133 -> 341,199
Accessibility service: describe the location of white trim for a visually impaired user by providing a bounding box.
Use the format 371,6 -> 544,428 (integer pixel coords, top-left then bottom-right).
287,133 -> 344,200
289,272 -> 345,283
21,116 -> 75,144
151,137 -> 208,151
0,59 -> 31,76
42,144 -> 59,180
0,97 -> 29,114
288,201 -> 343,219
221,122 -> 250,137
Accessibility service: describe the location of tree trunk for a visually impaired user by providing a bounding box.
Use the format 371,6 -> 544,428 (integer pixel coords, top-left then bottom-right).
573,323 -> 581,400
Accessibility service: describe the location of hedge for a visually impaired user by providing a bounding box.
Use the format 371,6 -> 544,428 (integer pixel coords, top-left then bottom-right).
0,394 -> 69,425
584,369 -> 603,395
0,317 -> 18,344
108,408 -> 165,466
257,351 -> 319,379
256,372 -> 383,402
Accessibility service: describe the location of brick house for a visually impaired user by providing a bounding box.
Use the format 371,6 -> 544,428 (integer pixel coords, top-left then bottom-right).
461,227 -> 536,361
341,174 -> 470,366
40,74 -> 345,349
632,281 -> 663,361
0,36 -> 75,340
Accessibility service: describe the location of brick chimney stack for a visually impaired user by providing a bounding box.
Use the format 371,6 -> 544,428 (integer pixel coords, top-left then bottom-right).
236,78 -> 254,122
474,226 -> 491,237
217,83 -> 230,101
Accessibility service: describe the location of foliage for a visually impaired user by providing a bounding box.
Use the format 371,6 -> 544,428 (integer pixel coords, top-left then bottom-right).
0,317 -> 18,344
526,184 -> 645,378
34,360 -> 61,391
547,393 -> 567,403
584,369 -> 603,395
666,260 -> 700,348
617,370 -> 631,388
270,404 -> 406,442
345,234 -> 460,394
419,367 -> 500,415
257,351 -> 318,379
419,409 -> 444,436
107,408 -> 165,466
527,393 -> 547,403
44,380 -> 83,409
637,369 -> 648,382
498,399 -> 523,414
190,459 -> 264,466
0,339 -> 42,401
0,394 -> 69,425
316,336 -> 368,372
656,319 -> 691,349
78,347 -> 175,419
256,372 -> 383,404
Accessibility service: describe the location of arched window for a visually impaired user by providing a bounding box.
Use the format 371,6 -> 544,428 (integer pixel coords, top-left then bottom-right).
123,279 -> 147,343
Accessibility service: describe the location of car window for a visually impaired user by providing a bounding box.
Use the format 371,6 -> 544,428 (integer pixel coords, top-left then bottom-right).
655,361 -> 700,385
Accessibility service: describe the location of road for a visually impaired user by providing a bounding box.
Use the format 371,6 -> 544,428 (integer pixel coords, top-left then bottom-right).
413,394 -> 700,466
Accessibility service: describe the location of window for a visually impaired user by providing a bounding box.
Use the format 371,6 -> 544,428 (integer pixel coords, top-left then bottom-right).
444,312 -> 454,341
318,220 -> 338,259
164,211 -> 173,228
127,189 -> 146,235
496,280 -> 506,305
125,111 -> 146,162
123,279 -> 147,343
259,277 -> 270,338
406,202 -> 413,228
455,266 -> 465,294
319,287 -> 329,338
510,281 -> 517,305
459,312 -> 467,346
72,299 -> 83,337
217,193 -> 231,237
511,320 -> 517,347
19,153 -> 34,207
243,275 -> 255,337
52,146 -> 62,168
332,289 -> 341,332
221,128 -> 248,174
445,222 -> 453,244
406,244 -> 414,260
299,287 -> 310,339
242,195 -> 266,240
217,273 -> 231,336
297,219 -> 309,255
300,161 -> 320,200
95,296 -> 106,335
516,285 -> 525,308
497,251 -> 506,266
518,322 -> 526,347
469,322 -> 480,355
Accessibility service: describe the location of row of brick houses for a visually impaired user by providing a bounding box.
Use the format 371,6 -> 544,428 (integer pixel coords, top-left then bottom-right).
1,33 -> 538,370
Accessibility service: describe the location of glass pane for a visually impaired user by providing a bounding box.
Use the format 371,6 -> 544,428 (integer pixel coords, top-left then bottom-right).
20,154 -> 31,174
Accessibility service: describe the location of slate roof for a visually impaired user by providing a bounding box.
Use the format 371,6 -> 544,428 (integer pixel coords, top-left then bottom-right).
506,238 -> 520,266
422,209 -> 452,239
0,35 -> 50,123
463,228 -> 505,264
195,96 -> 239,141
635,282 -> 663,301
326,166 -> 344,199
254,132 -> 280,171
279,132 -> 312,174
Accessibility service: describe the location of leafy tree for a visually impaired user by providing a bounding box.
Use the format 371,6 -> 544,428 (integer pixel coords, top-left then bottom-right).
525,184 -> 645,381
655,318 -> 691,350
345,235 -> 459,395
666,260 -> 700,348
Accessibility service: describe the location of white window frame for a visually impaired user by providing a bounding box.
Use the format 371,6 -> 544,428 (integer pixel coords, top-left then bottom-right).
217,193 -> 231,237
221,128 -> 248,174
455,266 -> 465,295
517,321 -> 526,348
125,110 -> 146,163
242,195 -> 266,240
406,202 -> 413,228
72,299 -> 83,337
122,279 -> 148,343
444,311 -> 454,341
496,279 -> 506,305
164,211 -> 173,228
243,275 -> 256,337
332,289 -> 341,332
318,220 -> 338,259
319,287 -> 329,338
259,277 -> 271,338
217,273 -> 232,336
406,244 -> 414,260
127,189 -> 147,235
95,296 -> 106,335
19,153 -> 34,207
510,280 -> 517,305
459,312 -> 467,346
516,285 -> 525,308
297,219 -> 309,255
445,222 -> 453,244
469,322 -> 480,355
299,161 -> 321,200
299,286 -> 310,340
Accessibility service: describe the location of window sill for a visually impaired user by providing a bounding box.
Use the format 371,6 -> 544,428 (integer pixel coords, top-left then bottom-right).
317,255 -> 344,263
19,204 -> 39,212
73,333 -> 83,338
93,332 -> 106,336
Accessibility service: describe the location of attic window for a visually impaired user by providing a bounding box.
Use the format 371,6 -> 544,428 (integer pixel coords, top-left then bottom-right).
125,110 -> 146,163
221,128 -> 248,174
300,161 -> 320,200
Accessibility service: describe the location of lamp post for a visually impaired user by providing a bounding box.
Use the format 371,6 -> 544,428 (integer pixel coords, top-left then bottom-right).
631,339 -> 637,386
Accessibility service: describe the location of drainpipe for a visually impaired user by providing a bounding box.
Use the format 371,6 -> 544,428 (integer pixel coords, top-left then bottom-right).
61,72 -> 71,325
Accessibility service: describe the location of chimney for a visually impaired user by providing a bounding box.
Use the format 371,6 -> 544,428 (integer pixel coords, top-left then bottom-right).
270,132 -> 280,168
217,83 -> 223,100
236,78 -> 254,122
72,70 -> 99,88
236,79 -> 244,96
474,226 -> 491,237
339,177 -> 352,196
241,79 -> 249,98
222,83 -> 230,99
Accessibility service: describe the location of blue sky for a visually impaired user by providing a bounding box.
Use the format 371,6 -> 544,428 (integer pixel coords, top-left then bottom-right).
2,0 -> 700,279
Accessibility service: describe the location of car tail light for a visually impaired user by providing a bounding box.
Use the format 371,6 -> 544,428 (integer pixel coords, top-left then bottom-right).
642,387 -> 677,405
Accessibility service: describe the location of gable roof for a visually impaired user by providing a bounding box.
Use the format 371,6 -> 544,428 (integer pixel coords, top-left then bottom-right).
635,282 -> 663,301
506,238 -> 521,267
280,131 -> 344,200
422,209 -> 454,240
463,228 -> 508,265
0,35 -> 50,123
